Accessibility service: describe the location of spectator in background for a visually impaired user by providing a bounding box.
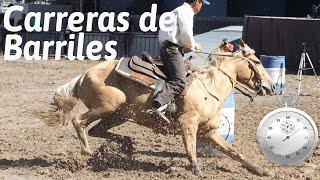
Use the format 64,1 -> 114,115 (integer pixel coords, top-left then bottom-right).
30,15 -> 44,42
7,4 -> 16,26
16,13 -> 26,56
0,13 -> 3,25
17,13 -> 26,30
63,22 -> 70,58
311,4 -> 320,18
1,3 -> 17,55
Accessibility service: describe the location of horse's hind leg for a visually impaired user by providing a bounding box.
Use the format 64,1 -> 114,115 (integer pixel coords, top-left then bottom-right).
86,108 -> 134,157
72,109 -> 110,155
88,110 -> 127,138
72,87 -> 126,155
199,127 -> 275,177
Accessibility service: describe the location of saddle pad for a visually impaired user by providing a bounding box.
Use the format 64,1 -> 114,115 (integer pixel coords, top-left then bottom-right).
115,58 -> 157,89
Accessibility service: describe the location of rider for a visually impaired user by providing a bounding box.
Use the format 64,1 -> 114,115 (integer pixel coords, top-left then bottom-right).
148,0 -> 210,123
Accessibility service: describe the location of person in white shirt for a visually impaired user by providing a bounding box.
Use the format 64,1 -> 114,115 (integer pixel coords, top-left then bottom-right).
148,0 -> 210,123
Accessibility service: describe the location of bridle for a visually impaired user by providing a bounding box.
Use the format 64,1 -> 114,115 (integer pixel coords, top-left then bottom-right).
195,49 -> 264,101
218,56 -> 263,102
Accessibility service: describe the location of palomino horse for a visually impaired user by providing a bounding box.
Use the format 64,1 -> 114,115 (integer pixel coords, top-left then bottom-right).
45,40 -> 276,177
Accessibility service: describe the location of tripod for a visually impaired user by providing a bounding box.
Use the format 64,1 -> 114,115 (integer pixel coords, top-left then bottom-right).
296,43 -> 320,95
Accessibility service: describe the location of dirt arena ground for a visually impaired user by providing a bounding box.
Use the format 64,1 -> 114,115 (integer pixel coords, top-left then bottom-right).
0,56 -> 319,180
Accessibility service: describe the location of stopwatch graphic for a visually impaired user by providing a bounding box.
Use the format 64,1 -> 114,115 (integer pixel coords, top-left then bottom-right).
256,88 -> 318,166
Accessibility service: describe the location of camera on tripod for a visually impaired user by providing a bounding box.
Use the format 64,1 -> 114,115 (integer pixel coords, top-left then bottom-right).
296,42 -> 320,95
301,43 -> 307,52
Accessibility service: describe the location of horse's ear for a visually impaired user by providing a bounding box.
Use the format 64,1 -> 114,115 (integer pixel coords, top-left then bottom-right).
239,39 -> 245,47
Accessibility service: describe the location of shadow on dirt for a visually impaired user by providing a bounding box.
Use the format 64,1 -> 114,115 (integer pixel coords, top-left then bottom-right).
135,150 -> 185,158
88,146 -> 169,172
0,133 -> 173,173
87,136 -> 170,172
0,157 -> 87,173
0,158 -> 54,169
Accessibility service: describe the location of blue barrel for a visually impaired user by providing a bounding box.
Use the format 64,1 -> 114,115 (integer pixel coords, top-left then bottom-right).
197,91 -> 235,156
218,91 -> 235,144
260,55 -> 286,93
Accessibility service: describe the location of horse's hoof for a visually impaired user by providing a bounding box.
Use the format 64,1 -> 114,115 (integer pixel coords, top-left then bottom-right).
72,118 -> 80,128
189,164 -> 203,177
243,162 -> 263,175
262,169 -> 275,177
244,162 -> 275,177
194,170 -> 203,177
62,119 -> 69,126
81,149 -> 93,156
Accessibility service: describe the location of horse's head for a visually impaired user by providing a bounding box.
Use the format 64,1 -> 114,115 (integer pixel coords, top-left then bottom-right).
231,39 -> 275,96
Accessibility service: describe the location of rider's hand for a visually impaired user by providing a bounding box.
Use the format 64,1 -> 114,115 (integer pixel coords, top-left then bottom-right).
195,43 -> 202,52
182,46 -> 192,53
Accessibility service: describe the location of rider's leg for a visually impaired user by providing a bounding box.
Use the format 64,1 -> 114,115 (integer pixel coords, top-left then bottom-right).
149,43 -> 186,122
154,44 -> 186,106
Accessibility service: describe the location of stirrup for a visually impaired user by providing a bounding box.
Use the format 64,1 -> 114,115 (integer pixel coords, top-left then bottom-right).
146,104 -> 170,124
154,110 -> 170,124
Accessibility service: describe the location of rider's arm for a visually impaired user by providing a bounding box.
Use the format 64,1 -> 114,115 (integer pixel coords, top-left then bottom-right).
178,7 -> 196,50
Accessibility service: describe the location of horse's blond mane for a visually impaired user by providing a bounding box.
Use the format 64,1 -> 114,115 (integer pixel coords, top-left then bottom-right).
193,65 -> 221,88
208,47 -> 230,65
193,66 -> 214,78
192,50 -> 249,83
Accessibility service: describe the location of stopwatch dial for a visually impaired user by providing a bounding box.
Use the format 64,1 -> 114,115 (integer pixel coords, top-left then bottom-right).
258,109 -> 318,165
280,120 -> 295,134
265,113 -> 308,155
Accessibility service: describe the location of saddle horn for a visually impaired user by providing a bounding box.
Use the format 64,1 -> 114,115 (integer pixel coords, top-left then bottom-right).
142,51 -> 155,65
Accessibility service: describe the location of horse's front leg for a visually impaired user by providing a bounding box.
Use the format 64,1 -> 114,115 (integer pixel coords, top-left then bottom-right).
199,117 -> 275,177
180,113 -> 203,177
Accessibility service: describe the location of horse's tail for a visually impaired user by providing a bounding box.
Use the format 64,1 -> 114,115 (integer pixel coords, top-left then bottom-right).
38,75 -> 82,126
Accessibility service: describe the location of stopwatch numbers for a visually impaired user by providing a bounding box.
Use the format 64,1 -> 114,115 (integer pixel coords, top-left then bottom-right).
258,108 -> 318,166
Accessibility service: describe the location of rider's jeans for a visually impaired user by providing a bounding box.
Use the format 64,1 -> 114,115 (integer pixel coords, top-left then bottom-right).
153,41 -> 187,106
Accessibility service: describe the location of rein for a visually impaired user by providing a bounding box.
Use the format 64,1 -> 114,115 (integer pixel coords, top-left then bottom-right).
193,49 -> 263,101
218,56 -> 263,101
218,66 -> 259,102
198,78 -> 220,101
196,51 -> 234,57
